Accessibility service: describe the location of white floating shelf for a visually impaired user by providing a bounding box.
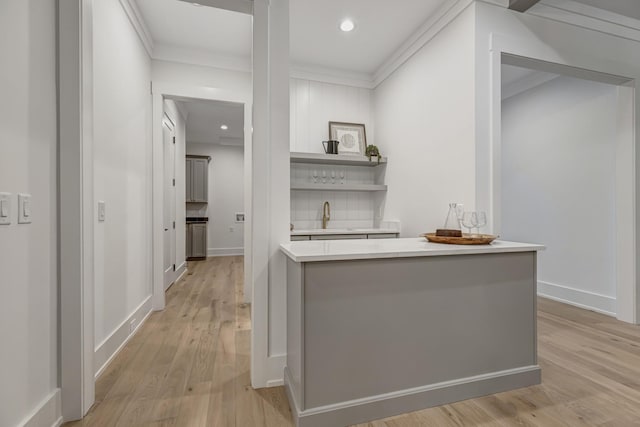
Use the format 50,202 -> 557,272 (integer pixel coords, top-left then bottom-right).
291,184 -> 387,192
290,152 -> 387,166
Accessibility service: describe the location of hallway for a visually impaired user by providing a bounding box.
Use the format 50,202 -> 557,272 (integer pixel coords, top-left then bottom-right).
64,257 -> 292,426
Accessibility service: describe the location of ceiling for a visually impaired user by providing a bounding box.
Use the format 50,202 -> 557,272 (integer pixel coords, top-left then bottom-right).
134,0 -> 451,76
289,0 -> 449,75
135,0 -> 252,59
178,99 -> 244,145
571,0 -> 640,21
133,0 -> 640,80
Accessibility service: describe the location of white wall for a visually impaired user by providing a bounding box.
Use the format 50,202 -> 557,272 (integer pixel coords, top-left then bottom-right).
93,0 -> 153,372
0,1 -> 60,425
187,143 -> 245,255
290,78 -> 374,153
164,100 -> 187,272
501,75 -> 618,314
475,1 -> 640,323
374,4 -> 477,238
152,59 -> 252,98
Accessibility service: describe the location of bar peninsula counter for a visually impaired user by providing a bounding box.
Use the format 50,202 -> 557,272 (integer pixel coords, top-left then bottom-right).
280,237 -> 544,427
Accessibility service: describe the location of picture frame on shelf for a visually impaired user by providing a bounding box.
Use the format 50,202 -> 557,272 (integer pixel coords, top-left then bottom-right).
329,121 -> 367,156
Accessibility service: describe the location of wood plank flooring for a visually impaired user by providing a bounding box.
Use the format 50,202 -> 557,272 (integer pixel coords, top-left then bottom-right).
65,257 -> 640,426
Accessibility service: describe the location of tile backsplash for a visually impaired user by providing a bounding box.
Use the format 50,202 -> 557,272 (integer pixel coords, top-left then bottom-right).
291,190 -> 376,230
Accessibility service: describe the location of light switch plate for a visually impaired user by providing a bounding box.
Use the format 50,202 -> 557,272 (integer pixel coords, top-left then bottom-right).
0,193 -> 10,225
18,193 -> 31,224
98,201 -> 106,222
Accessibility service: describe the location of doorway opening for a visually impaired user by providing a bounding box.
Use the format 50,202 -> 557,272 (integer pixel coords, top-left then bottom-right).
496,54 -> 635,322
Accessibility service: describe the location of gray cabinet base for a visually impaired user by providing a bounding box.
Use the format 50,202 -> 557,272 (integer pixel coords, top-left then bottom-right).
285,252 -> 541,427
285,365 -> 540,427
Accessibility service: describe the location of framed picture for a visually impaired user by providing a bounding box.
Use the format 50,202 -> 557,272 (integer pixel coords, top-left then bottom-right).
328,122 -> 367,156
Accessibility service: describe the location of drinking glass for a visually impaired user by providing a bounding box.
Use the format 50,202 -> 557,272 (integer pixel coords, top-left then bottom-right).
461,212 -> 478,235
475,211 -> 487,234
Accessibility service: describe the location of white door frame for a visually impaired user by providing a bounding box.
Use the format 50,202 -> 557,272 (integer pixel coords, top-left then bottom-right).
59,0 -> 96,420
162,113 -> 177,290
484,34 -> 638,324
151,84 -> 253,311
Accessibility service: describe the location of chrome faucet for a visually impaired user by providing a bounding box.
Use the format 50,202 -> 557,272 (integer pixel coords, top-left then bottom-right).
322,201 -> 331,229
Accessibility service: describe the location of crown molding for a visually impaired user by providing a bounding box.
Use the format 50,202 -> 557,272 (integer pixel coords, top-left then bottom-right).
372,0 -> 474,87
529,0 -> 640,43
290,63 -> 375,89
153,43 -> 252,73
119,0 -> 154,56
177,0 -> 253,15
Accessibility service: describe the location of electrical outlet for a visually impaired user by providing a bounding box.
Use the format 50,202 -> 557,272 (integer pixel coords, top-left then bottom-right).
129,319 -> 136,333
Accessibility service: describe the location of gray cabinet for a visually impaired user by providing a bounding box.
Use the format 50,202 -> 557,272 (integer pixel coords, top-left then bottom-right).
186,156 -> 209,202
187,222 -> 207,260
310,234 -> 367,240
293,233 -> 398,241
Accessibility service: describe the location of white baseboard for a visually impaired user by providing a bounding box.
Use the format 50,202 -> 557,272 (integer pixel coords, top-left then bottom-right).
538,280 -> 616,317
165,262 -> 188,292
94,295 -> 153,378
175,261 -> 187,281
19,388 -> 62,427
207,247 -> 244,257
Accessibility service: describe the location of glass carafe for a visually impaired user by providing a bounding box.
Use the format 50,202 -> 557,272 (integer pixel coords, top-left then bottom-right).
438,203 -> 463,237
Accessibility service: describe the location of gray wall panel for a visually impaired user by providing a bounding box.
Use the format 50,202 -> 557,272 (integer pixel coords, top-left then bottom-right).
302,252 -> 536,408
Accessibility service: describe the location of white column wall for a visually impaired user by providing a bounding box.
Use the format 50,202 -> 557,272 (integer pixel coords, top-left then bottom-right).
0,1 -> 60,425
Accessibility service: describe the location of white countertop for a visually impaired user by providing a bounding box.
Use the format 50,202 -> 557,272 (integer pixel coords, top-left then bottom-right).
280,237 -> 544,262
290,228 -> 399,236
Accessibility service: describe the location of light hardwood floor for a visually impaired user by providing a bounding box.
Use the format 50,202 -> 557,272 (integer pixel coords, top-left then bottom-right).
66,256 -> 640,426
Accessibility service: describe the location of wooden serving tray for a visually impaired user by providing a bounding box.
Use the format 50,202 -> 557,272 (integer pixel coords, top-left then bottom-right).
421,233 -> 498,245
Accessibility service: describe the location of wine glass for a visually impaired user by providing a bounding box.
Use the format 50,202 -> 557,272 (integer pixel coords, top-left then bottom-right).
331,170 -> 336,184
462,212 -> 478,235
475,211 -> 487,235
322,170 -> 327,184
455,203 -> 464,229
340,170 -> 345,184
312,170 -> 318,183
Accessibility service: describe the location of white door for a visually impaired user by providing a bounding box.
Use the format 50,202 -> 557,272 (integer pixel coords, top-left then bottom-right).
163,115 -> 177,290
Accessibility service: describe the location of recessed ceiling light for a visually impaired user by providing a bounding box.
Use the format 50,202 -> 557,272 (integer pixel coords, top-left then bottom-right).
340,19 -> 355,32
220,125 -> 228,130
